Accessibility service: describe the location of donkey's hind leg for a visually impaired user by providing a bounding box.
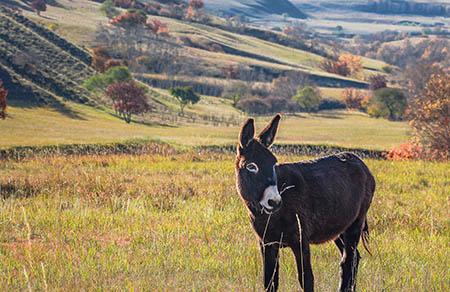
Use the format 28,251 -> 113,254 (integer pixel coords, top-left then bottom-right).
338,218 -> 364,292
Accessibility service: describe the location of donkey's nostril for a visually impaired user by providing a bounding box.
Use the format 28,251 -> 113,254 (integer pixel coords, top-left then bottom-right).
268,199 -> 281,208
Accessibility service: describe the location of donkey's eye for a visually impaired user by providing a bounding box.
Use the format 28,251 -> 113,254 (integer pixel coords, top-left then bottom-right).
246,163 -> 259,173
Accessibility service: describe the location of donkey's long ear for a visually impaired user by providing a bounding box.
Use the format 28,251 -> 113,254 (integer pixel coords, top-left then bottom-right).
239,118 -> 255,149
258,114 -> 281,148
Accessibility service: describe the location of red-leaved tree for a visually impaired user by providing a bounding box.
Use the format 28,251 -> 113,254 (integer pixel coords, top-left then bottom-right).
110,10 -> 147,29
0,80 -> 7,120
31,0 -> 47,16
105,81 -> 151,123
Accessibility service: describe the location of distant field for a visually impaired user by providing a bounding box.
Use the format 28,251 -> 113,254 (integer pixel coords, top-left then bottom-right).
1,102 -> 408,150
1,153 -> 448,290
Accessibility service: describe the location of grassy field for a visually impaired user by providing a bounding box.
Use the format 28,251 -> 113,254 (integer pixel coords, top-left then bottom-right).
0,152 -> 448,290
1,102 -> 408,150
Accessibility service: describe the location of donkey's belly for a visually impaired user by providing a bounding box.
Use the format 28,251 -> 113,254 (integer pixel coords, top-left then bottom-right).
307,207 -> 361,244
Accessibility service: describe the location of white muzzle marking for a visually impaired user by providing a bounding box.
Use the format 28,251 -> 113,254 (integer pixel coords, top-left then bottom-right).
259,185 -> 281,212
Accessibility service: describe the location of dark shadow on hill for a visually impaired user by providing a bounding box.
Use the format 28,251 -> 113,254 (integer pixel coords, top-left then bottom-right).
1,0 -> 33,12
311,111 -> 346,119
1,65 -> 87,119
8,97 -> 88,120
108,113 -> 178,128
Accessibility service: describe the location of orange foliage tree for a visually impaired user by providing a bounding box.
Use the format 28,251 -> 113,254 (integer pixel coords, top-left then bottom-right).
110,10 -> 147,29
338,54 -> 362,76
320,53 -> 362,77
409,72 -> 450,160
0,80 -> 7,119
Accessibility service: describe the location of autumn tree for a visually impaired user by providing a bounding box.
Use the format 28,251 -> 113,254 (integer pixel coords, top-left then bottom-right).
320,53 -> 362,77
110,10 -> 147,29
368,74 -> 388,91
0,80 -> 7,120
409,73 -> 449,160
169,86 -> 200,114
319,58 -> 350,77
31,0 -> 46,16
105,81 -> 151,123
339,54 -> 362,76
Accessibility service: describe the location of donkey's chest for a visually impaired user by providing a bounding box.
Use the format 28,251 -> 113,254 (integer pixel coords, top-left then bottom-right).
251,215 -> 300,246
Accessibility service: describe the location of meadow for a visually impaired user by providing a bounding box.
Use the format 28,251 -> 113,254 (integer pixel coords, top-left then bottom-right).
0,152 -> 448,290
1,103 -> 408,150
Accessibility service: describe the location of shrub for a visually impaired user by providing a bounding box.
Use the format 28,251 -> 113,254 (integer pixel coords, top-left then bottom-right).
169,87 -> 200,114
0,80 -> 7,120
104,59 -> 124,71
342,88 -> 366,110
382,65 -> 393,74
84,66 -> 132,93
386,143 -> 422,161
292,86 -> 322,112
91,47 -> 111,72
105,81 -> 151,123
368,74 -> 388,91
367,88 -> 407,120
409,73 -> 449,160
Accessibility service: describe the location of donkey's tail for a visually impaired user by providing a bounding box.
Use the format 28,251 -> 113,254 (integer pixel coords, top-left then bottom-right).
361,219 -> 372,256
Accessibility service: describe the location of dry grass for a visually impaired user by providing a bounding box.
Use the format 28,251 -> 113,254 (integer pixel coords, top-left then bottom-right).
0,153 -> 448,290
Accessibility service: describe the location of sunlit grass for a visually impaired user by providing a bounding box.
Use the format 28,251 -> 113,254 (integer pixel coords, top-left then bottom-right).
0,102 -> 408,150
0,153 -> 448,290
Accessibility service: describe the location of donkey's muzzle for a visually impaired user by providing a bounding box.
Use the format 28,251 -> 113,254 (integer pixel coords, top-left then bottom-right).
260,185 -> 282,214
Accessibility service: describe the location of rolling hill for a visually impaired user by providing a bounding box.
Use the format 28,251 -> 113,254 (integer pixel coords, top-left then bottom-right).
205,0 -> 307,19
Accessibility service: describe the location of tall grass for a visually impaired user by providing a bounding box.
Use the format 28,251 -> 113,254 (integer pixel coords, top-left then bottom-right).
0,153 -> 448,290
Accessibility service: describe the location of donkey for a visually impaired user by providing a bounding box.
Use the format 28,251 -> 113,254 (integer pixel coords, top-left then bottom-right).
235,114 -> 375,292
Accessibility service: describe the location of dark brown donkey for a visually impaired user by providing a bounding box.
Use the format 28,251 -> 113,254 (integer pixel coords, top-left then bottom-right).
235,114 -> 375,292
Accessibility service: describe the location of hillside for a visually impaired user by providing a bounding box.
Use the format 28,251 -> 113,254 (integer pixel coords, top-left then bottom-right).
0,6 -> 94,107
205,0 -> 307,19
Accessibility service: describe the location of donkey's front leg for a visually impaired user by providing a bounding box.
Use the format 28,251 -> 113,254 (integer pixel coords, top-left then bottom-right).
260,242 -> 280,292
291,239 -> 314,292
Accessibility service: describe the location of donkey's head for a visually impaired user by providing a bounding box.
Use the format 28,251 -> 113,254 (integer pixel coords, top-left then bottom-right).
235,114 -> 281,215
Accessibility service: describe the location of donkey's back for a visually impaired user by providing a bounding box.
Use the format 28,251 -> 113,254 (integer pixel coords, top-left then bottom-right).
278,152 -> 375,244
